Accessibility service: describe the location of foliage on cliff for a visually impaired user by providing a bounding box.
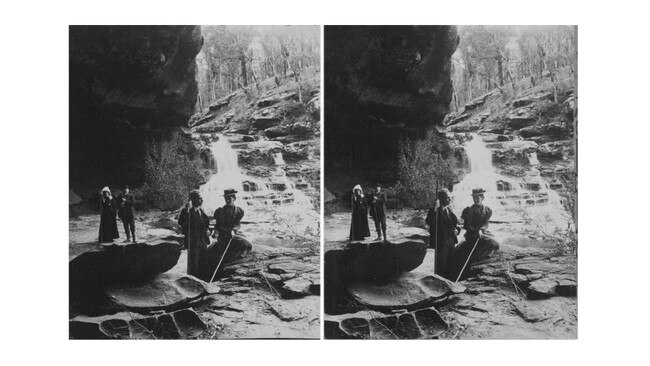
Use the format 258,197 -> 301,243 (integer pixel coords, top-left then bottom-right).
394,131 -> 457,209
140,133 -> 204,210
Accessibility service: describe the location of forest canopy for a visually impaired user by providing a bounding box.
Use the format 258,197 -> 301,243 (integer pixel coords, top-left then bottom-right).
196,25 -> 320,111
451,25 -> 576,109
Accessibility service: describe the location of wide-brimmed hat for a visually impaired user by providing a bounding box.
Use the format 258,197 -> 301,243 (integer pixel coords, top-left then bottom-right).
471,188 -> 486,196
101,186 -> 110,193
223,189 -> 238,197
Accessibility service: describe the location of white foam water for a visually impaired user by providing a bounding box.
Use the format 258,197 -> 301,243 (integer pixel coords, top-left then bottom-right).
199,135 -> 312,214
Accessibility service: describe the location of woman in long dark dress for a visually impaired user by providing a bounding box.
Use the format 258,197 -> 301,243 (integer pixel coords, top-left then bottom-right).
349,184 -> 371,241
98,186 -> 119,243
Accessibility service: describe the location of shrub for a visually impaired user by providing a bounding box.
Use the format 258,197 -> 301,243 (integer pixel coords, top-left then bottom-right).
142,133 -> 204,210
394,131 -> 457,209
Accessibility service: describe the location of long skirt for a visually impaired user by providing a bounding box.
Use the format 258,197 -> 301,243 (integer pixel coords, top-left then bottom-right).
446,235 -> 500,280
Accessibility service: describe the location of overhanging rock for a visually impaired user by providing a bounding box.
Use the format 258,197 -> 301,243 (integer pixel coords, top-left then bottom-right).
326,237 -> 428,283
70,239 -> 182,313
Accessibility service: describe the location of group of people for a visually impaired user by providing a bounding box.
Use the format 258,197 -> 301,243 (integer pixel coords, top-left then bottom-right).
349,184 -> 500,281
426,188 -> 500,280
98,185 -> 136,243
349,183 -> 387,241
98,185 -> 252,282
178,188 -> 252,281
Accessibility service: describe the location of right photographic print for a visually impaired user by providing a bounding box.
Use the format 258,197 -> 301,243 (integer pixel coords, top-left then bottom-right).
323,25 -> 577,339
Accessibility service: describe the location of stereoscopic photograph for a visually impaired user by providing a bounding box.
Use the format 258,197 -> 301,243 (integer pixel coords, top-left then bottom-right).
324,25 -> 577,339
69,25 -> 321,339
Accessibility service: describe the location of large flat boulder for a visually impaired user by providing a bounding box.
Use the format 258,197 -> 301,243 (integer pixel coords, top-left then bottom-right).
69,238 -> 182,313
104,273 -> 220,312
347,274 -> 465,311
325,307 -> 448,339
326,237 -> 428,283
70,239 -> 182,284
69,308 -> 206,339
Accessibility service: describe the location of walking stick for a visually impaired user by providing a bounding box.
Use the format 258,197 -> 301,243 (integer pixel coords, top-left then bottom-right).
455,236 -> 481,283
349,191 -> 354,241
210,236 -> 234,283
433,181 -> 439,272
98,190 -> 102,243
187,203 -> 191,272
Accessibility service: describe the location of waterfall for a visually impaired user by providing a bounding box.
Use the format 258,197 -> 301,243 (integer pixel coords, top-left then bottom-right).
528,152 -> 540,166
451,133 -> 566,225
200,135 -> 246,211
199,134 -> 312,212
273,152 -> 286,165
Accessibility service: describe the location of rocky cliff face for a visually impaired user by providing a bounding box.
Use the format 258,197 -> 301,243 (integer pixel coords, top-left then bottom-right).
69,26 -> 203,194
325,26 -> 459,182
188,67 -> 321,196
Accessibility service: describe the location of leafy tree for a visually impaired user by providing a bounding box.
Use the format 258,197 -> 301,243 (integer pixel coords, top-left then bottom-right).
394,131 -> 457,209
141,133 -> 204,210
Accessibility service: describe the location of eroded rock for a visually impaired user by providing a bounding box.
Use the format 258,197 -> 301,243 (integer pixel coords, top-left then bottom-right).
70,239 -> 182,313
104,273 -> 220,312
348,274 -> 465,310
325,307 -> 448,339
69,308 -> 206,339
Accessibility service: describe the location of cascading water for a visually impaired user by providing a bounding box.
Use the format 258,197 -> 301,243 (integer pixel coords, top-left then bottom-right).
527,152 -> 540,166
273,152 -> 286,166
452,134 -> 521,211
199,134 -> 312,214
200,136 -> 249,210
451,133 -> 571,243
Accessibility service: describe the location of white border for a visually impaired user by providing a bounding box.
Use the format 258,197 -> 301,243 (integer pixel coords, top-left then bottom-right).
2,0 -> 649,365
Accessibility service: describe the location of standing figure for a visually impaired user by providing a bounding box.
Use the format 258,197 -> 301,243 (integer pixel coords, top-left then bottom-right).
349,184 -> 371,241
211,189 -> 252,265
425,189 -> 460,279
178,190 -> 211,279
369,183 -> 388,241
119,185 -> 136,243
98,186 -> 119,243
447,188 -> 500,280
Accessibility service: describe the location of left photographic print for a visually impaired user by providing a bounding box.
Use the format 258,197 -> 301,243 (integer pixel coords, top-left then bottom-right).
69,25 -> 321,339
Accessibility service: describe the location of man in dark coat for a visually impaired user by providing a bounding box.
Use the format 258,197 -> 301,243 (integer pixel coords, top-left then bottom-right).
211,189 -> 252,265
425,189 -> 460,279
178,190 -> 211,280
447,188 -> 500,280
119,185 -> 136,242
349,184 -> 371,241
98,186 -> 119,243
369,183 -> 388,241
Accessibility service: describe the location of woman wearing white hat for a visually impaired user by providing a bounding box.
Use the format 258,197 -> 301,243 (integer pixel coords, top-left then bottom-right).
98,186 -> 119,243
349,184 -> 371,241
